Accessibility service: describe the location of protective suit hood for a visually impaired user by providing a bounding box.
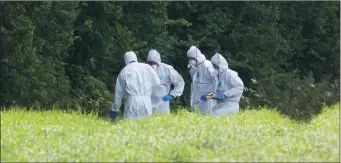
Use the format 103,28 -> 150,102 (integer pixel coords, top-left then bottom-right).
187,46 -> 206,64
147,49 -> 161,64
211,53 -> 229,71
124,51 -> 138,65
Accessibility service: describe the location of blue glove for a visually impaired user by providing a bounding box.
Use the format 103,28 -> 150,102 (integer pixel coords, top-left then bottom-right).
162,95 -> 174,101
216,91 -> 226,100
200,95 -> 207,102
110,110 -> 117,120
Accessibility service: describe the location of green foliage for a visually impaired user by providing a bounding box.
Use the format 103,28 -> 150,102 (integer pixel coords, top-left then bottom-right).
1,104 -> 339,162
242,75 -> 340,121
0,2 -> 339,120
75,76 -> 112,116
0,2 -> 77,108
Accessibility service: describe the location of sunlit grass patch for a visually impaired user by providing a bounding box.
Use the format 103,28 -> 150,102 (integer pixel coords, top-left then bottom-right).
1,104 -> 339,162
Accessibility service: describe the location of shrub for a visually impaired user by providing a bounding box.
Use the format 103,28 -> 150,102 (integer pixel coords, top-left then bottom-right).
74,76 -> 113,116
241,75 -> 340,121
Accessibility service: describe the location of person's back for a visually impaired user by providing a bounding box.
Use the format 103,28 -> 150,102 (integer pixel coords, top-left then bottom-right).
111,51 -> 160,120
121,62 -> 159,97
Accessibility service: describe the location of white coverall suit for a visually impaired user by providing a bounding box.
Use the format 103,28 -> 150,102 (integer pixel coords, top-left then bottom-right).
211,53 -> 244,116
147,49 -> 185,114
187,46 -> 218,115
112,51 -> 160,120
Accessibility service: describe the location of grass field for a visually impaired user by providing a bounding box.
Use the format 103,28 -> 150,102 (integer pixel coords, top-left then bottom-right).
1,104 -> 340,162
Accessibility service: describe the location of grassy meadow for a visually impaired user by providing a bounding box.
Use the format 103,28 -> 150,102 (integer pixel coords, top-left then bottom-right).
1,104 -> 340,162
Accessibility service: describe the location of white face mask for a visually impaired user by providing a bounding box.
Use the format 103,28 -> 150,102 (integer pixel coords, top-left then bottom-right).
188,60 -> 197,67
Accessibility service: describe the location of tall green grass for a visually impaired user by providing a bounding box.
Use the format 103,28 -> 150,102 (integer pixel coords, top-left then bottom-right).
1,104 -> 340,162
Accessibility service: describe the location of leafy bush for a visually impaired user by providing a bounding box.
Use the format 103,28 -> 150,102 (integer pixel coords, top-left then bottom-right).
0,1 -> 339,123
73,76 -> 113,115
241,75 -> 340,121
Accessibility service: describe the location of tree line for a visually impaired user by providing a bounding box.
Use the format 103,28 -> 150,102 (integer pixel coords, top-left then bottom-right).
0,1 -> 339,120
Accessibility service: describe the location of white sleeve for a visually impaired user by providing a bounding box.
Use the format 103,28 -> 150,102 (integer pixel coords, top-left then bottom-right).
113,73 -> 125,112
207,63 -> 216,78
207,63 -> 219,91
168,67 -> 185,97
224,72 -> 244,98
189,66 -> 197,80
188,66 -> 198,107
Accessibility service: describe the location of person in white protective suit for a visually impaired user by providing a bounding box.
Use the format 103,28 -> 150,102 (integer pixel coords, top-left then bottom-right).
146,49 -> 185,114
209,53 -> 244,116
110,51 -> 160,120
187,46 -> 217,115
